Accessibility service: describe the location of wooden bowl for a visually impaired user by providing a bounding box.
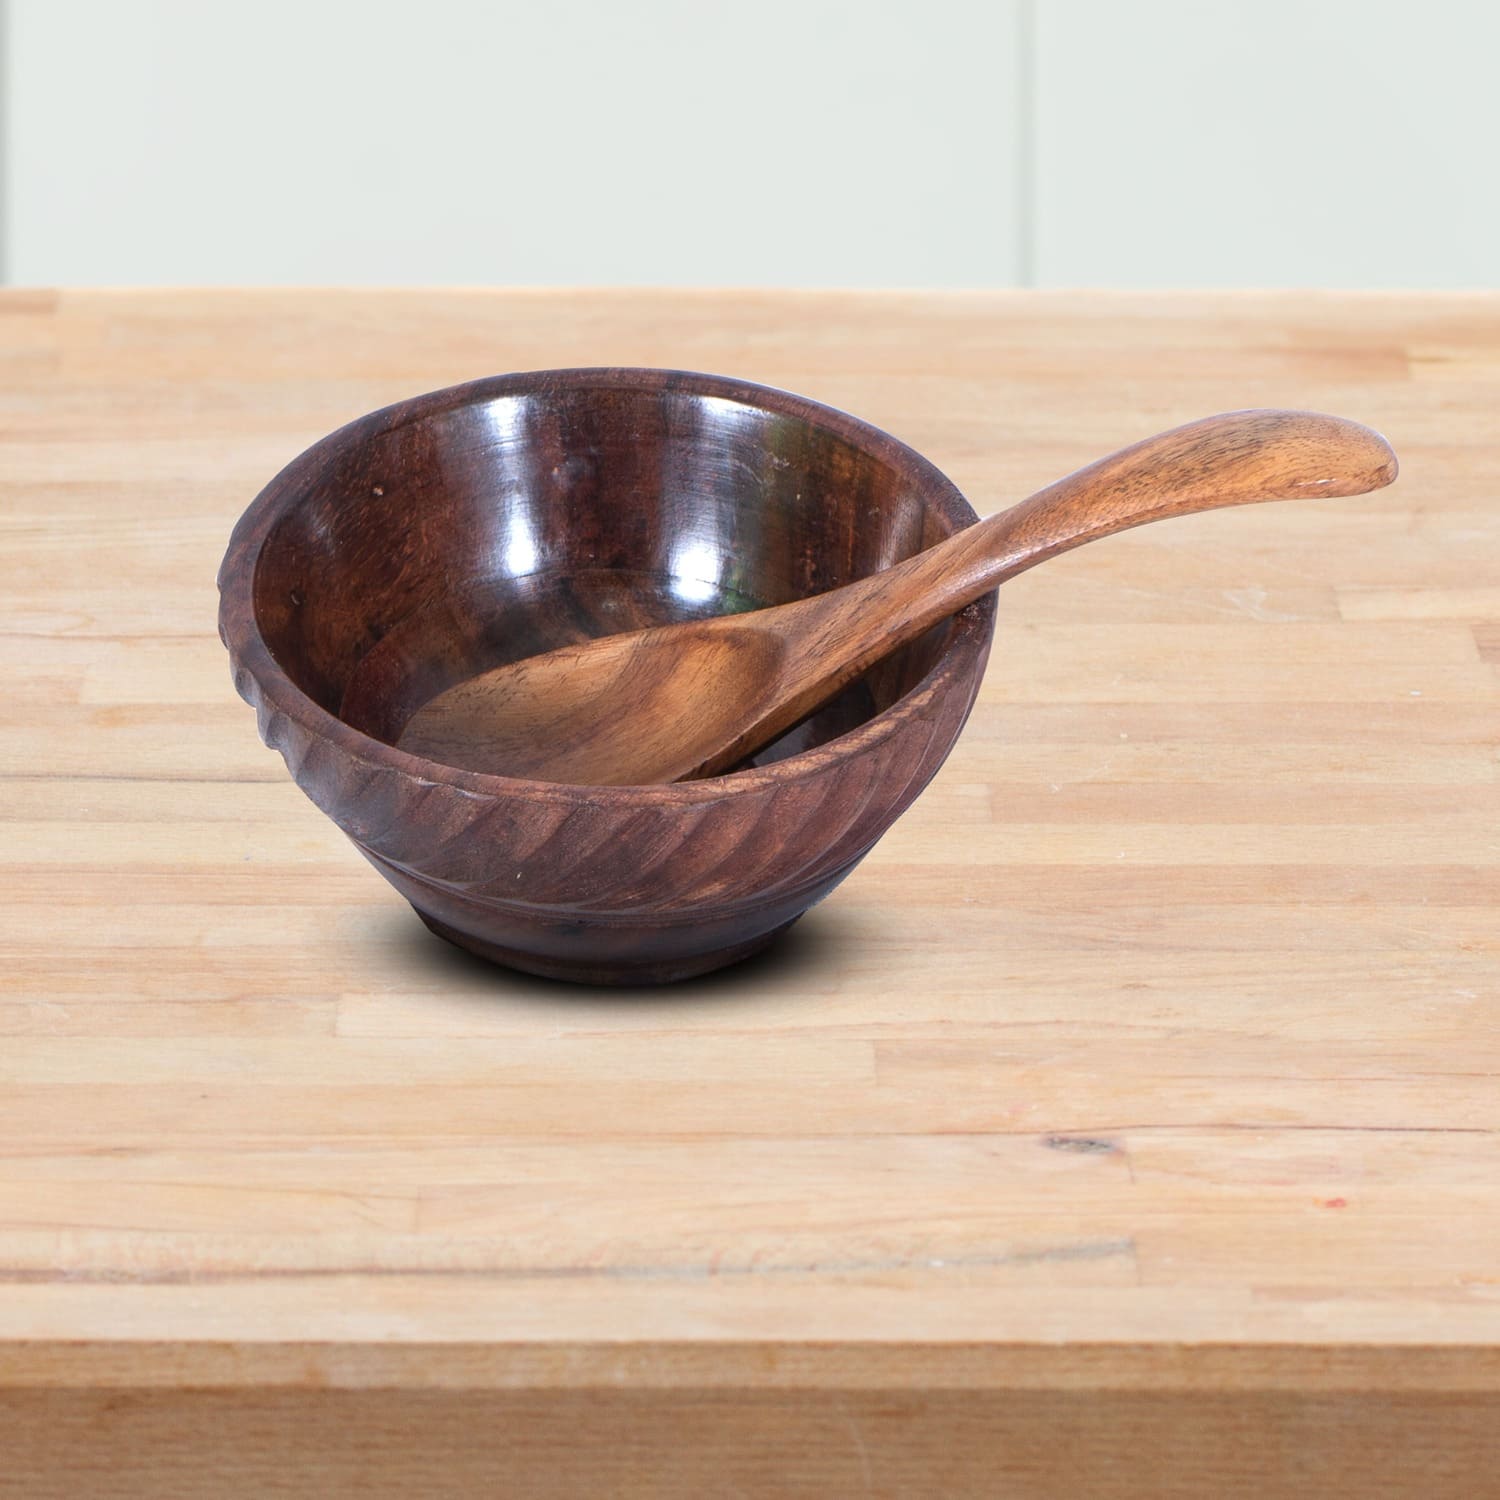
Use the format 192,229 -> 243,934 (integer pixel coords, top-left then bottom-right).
218,370 -> 996,984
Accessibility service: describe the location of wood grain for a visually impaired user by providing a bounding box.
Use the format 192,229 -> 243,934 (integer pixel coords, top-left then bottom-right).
3,288 -> 1499,1495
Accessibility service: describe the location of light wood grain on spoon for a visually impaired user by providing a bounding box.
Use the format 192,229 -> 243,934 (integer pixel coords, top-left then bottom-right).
399,409 -> 1397,785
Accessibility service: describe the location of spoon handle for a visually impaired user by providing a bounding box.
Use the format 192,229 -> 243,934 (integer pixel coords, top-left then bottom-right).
775,409 -> 1397,685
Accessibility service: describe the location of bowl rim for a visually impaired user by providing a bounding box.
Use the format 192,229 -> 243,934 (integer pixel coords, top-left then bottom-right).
218,367 -> 996,805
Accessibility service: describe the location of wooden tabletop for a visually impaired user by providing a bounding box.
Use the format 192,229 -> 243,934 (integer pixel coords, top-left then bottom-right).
4,289 -> 1499,1495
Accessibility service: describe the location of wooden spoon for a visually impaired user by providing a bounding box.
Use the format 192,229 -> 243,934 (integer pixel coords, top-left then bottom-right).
398,409 -> 1397,785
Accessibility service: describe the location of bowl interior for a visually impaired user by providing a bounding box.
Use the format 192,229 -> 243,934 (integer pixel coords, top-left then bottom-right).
251,376 -> 971,776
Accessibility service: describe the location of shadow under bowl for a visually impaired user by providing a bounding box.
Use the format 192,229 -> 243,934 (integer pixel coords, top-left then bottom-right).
218,369 -> 995,984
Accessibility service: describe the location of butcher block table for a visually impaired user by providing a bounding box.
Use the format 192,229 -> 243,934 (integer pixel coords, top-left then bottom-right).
3,289 -> 1499,1496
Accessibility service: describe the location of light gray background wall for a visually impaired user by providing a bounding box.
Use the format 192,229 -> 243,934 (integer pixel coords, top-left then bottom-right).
3,0 -> 1496,287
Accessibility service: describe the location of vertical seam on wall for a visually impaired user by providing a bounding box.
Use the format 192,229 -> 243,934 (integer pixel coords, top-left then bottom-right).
1015,0 -> 1036,288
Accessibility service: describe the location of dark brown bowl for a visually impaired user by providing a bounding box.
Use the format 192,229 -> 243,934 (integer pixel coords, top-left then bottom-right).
218,370 -> 995,984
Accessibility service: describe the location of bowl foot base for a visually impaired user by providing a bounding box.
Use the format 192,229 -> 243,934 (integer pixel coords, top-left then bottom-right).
413,908 -> 799,987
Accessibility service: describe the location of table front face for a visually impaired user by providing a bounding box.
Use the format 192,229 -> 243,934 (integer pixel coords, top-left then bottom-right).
2,288 -> 1499,1370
